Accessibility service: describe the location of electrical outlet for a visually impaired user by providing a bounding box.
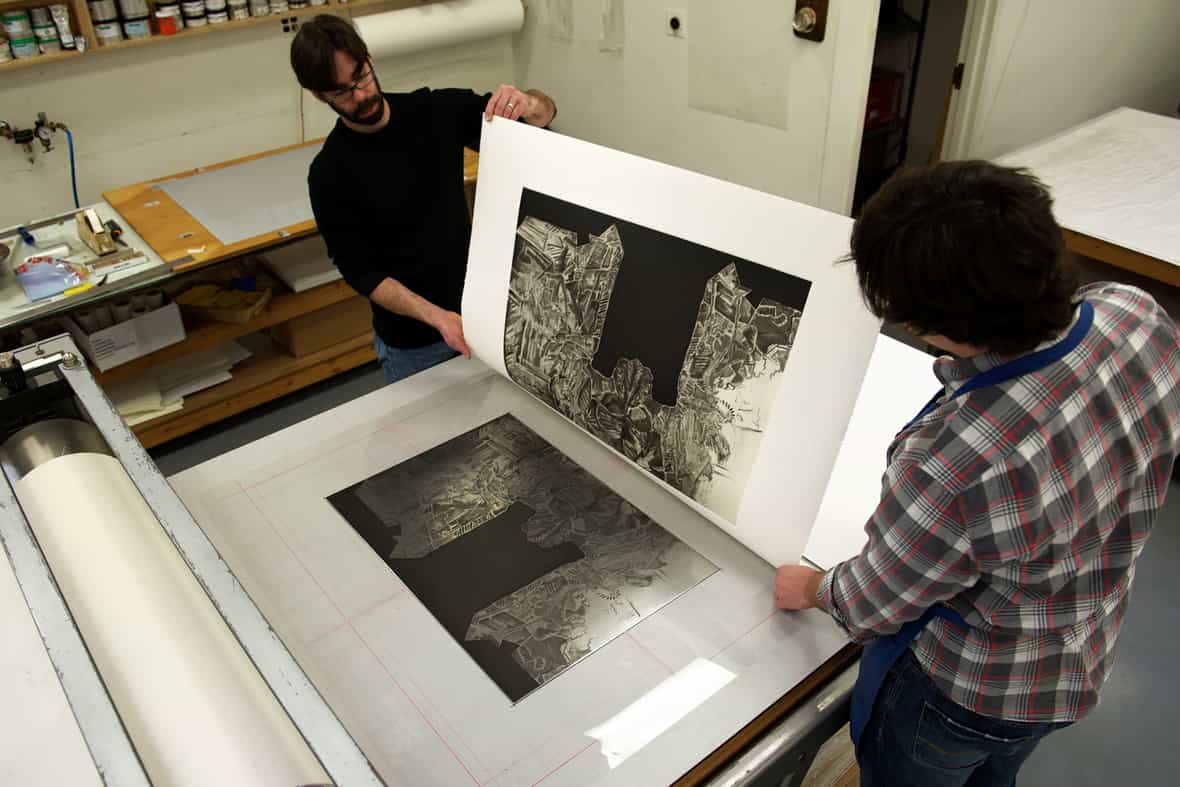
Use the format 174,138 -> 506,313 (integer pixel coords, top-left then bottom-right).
665,8 -> 686,38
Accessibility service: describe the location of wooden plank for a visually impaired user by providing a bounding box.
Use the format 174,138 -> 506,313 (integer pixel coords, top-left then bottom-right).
133,333 -> 376,448
673,644 -> 861,787
1063,229 -> 1180,288
103,139 -> 325,268
0,48 -> 84,71
104,145 -> 479,270
94,280 -> 362,386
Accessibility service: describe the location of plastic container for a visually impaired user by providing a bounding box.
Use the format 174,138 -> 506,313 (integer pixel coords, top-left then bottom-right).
207,9 -> 228,23
204,0 -> 226,11
183,12 -> 206,26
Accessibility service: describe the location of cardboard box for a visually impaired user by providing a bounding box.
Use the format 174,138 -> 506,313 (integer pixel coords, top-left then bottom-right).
176,283 -> 272,324
61,302 -> 186,372
270,296 -> 372,357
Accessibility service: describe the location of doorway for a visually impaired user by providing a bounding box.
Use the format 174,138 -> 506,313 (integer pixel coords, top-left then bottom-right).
852,0 -> 972,214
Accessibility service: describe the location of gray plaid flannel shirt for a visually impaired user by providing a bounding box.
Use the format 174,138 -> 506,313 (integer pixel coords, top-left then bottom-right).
818,282 -> 1180,722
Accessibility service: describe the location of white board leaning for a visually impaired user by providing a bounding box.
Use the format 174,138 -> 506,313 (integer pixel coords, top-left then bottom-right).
463,119 -> 880,566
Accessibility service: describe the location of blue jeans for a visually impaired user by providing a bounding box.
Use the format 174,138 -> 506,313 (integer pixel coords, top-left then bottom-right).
858,650 -> 1068,787
373,334 -> 458,384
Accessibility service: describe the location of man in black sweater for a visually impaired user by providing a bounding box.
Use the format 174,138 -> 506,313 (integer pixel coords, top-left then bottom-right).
290,15 -> 557,383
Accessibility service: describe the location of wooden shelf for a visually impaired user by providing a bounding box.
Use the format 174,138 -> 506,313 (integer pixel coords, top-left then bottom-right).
0,0 -> 432,73
0,48 -> 85,71
94,278 -> 359,386
133,330 -> 375,447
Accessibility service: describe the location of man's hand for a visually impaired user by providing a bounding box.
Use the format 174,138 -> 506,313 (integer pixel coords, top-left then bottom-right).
484,84 -> 556,126
432,310 -> 472,358
774,565 -> 824,611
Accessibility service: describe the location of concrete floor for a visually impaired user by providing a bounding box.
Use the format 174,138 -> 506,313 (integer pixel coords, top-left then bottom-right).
151,358 -> 1180,786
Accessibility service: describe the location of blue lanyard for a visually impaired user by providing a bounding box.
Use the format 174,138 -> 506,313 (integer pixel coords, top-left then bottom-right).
901,301 -> 1094,435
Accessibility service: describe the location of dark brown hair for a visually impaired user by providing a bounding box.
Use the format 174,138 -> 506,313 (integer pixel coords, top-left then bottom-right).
849,160 -> 1078,355
290,15 -> 369,93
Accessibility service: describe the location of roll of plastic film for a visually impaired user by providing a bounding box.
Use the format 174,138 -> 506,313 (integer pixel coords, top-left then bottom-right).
93,304 -> 114,329
110,298 -> 133,322
0,422 -> 330,787
74,310 -> 99,334
143,289 -> 165,309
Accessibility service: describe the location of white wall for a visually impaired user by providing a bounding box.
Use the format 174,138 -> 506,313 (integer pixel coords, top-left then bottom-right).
512,0 -> 879,211
963,0 -> 1180,159
0,10 -> 514,228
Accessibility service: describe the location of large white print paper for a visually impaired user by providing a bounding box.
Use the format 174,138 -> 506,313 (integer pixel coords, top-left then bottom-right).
463,119 -> 880,566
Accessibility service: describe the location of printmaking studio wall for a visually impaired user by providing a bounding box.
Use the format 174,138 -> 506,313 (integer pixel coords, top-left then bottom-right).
510,0 -> 878,214
0,9 -> 514,228
963,0 -> 1180,160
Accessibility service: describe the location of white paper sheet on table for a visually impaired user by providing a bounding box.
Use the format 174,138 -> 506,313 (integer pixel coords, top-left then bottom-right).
157,145 -> 321,246
463,119 -> 881,566
996,108 -> 1180,266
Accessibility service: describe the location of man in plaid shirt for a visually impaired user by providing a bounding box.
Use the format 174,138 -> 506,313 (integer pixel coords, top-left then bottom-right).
775,161 -> 1180,786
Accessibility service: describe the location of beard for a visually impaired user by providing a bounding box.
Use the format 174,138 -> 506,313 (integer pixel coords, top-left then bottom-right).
336,73 -> 386,126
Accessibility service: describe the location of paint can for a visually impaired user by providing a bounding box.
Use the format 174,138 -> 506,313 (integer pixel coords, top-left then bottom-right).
87,0 -> 118,22
268,0 -> 288,14
183,12 -> 206,26
94,20 -> 122,44
10,36 -> 39,57
122,16 -> 150,39
248,0 -> 268,16
180,0 -> 204,15
207,9 -> 228,23
203,0 -> 226,11
33,23 -> 59,51
309,0 -> 327,5
154,5 -> 181,35
227,0 -> 248,20
2,10 -> 33,39
28,7 -> 52,26
287,0 -> 306,8
116,0 -> 149,20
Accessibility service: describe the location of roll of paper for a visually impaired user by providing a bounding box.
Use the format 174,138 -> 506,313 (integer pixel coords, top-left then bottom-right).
11,451 -> 329,787
355,0 -> 523,60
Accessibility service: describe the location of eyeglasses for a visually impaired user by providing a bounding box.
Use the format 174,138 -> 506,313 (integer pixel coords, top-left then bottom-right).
324,66 -> 376,102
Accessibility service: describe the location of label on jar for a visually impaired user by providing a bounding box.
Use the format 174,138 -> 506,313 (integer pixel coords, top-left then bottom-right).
204,0 -> 227,10
123,17 -> 150,38
10,36 -> 40,58
207,9 -> 228,22
87,0 -> 119,21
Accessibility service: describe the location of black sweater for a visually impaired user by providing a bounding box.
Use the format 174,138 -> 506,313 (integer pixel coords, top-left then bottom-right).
308,88 -> 487,348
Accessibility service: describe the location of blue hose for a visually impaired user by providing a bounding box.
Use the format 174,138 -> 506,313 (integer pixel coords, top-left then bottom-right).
65,128 -> 79,209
